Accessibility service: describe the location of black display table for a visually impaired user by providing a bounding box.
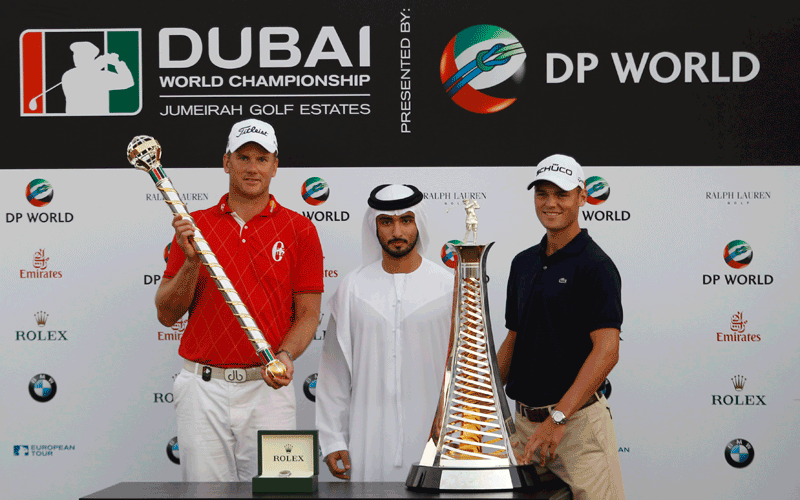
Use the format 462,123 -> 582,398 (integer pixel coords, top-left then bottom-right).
80,481 -> 572,499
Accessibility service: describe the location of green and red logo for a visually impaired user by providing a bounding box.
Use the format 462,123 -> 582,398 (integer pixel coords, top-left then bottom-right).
724,240 -> 753,269
26,179 -> 53,207
301,177 -> 330,206
586,176 -> 610,205
440,25 -> 526,114
441,240 -> 462,269
163,242 -> 172,264
20,29 -> 142,116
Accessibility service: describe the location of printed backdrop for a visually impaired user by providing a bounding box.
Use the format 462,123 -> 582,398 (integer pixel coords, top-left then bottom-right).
3,1 -> 800,499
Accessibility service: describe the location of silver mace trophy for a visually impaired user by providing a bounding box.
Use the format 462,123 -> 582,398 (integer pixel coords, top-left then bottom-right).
406,199 -> 537,491
127,135 -> 286,378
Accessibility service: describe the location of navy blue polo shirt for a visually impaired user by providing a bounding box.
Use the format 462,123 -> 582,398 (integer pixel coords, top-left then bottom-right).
504,229 -> 622,407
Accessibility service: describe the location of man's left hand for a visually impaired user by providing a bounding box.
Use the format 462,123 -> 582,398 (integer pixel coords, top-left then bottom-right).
260,351 -> 294,389
523,418 -> 566,466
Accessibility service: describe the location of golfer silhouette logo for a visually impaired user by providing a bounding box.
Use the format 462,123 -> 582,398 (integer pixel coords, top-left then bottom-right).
59,41 -> 134,115
20,29 -> 142,116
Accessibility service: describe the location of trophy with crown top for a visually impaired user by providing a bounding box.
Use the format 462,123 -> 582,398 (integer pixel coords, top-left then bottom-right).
126,135 -> 286,377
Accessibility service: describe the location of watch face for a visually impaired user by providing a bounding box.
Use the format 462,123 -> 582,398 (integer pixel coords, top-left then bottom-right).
552,410 -> 566,424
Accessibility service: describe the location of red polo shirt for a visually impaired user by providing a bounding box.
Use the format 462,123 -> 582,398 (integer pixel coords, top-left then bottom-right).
164,194 -> 324,368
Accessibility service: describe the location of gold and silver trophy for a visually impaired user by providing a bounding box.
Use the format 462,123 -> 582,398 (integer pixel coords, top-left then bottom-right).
127,136 -> 286,377
406,200 -> 537,491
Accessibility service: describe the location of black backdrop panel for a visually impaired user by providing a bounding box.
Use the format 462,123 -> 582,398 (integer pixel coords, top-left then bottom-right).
7,0 -> 800,168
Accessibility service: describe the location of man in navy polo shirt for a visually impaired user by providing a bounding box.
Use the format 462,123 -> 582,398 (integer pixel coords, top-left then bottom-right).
497,154 -> 625,500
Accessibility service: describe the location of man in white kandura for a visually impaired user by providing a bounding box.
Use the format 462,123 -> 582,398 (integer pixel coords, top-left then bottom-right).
316,183 -> 454,481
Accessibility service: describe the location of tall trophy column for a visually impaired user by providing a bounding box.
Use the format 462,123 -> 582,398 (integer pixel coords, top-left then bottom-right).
406,200 -> 538,491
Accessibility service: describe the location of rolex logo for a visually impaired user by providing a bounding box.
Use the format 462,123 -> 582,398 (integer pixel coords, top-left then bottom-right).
732,375 -> 746,392
35,311 -> 48,326
285,444 -> 293,453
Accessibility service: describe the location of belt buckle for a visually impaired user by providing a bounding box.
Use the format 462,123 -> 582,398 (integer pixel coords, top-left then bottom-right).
223,368 -> 247,383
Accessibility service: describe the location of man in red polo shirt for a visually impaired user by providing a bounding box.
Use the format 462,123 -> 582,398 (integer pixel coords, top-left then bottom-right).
156,118 -> 324,482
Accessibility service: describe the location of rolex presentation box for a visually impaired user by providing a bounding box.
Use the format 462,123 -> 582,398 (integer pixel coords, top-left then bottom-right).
252,430 -> 319,494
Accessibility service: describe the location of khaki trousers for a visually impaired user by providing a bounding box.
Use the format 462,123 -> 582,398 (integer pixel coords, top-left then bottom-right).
510,395 -> 626,500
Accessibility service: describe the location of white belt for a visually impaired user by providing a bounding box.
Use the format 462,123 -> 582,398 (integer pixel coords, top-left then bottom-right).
183,360 -> 263,383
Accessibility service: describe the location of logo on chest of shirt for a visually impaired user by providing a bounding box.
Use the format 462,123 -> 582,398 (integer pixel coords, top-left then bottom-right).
272,241 -> 285,261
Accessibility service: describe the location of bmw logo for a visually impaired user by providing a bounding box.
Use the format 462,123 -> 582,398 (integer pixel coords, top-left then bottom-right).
303,373 -> 317,402
725,439 -> 754,468
29,373 -> 57,402
167,437 -> 180,464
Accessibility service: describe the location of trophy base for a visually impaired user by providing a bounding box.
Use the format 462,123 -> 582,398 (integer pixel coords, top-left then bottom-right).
405,463 -> 547,491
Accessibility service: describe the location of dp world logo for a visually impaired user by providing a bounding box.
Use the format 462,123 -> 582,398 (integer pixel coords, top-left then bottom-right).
26,179 -> 54,207
29,373 -> 57,402
440,25 -> 526,114
20,29 -> 142,116
301,177 -> 329,206
725,439 -> 754,468
586,176 -> 610,205
724,240 -> 753,269
441,240 -> 462,269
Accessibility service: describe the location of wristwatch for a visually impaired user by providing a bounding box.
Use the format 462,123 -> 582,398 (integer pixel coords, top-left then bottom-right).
550,409 -> 567,425
275,349 -> 294,362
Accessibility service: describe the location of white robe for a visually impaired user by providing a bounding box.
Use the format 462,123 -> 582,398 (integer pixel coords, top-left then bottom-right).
316,258 -> 454,481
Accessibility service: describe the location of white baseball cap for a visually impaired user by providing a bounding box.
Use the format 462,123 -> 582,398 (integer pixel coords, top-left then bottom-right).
527,154 -> 585,192
226,118 -> 278,155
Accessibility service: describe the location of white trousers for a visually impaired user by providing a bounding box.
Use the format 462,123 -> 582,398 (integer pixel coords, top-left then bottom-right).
173,367 -> 296,482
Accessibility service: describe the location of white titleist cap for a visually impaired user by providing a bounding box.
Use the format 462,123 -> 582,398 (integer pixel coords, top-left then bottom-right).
226,118 -> 278,154
527,154 -> 585,192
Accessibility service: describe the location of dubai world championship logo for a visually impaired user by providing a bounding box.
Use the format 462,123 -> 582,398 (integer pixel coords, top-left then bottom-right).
20,28 -> 142,116
724,240 -> 753,269
586,176 -> 610,205
26,179 -> 53,207
440,25 -> 526,114
301,177 -> 330,206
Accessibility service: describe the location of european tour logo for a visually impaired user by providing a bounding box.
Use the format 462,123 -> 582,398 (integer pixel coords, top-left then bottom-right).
20,28 -> 142,116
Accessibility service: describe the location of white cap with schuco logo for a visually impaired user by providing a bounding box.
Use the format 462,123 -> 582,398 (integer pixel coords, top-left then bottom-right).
527,154 -> 585,192
226,118 -> 278,155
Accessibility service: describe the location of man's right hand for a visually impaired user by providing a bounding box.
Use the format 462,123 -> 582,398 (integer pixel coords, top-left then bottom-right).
172,214 -> 200,261
324,450 -> 351,480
